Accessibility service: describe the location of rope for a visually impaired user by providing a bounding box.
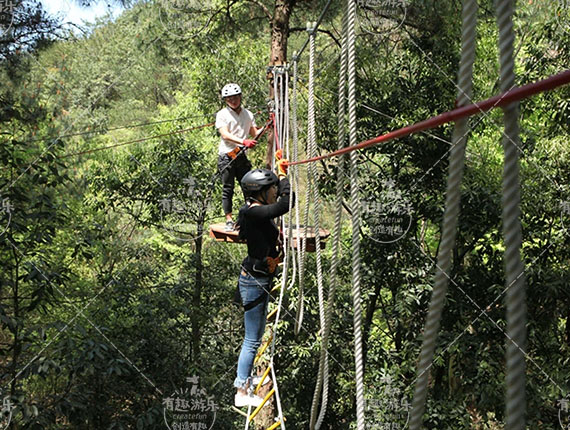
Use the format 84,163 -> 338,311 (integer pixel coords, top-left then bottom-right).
311,10 -> 349,430
286,69 -> 570,167
496,0 -> 527,428
305,21 -> 326,428
409,0 -> 478,428
265,67 -> 290,430
305,22 -> 327,336
346,0 -> 365,427
291,58 -> 305,336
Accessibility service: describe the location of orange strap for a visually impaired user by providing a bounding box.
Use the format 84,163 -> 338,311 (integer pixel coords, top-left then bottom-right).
227,146 -> 241,159
266,256 -> 281,274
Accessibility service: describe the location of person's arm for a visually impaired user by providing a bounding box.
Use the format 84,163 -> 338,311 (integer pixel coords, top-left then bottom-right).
250,125 -> 262,139
248,178 -> 294,220
219,126 -> 246,145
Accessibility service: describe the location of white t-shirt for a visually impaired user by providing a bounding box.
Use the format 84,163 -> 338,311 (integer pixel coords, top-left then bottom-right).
215,107 -> 257,155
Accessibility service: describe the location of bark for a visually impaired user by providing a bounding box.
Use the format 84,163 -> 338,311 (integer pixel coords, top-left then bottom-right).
265,0 -> 296,169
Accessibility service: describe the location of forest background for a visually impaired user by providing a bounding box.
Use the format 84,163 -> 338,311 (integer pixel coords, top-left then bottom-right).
0,0 -> 569,428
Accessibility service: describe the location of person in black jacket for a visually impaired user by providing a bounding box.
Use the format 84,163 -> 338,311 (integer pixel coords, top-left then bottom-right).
233,164 -> 292,408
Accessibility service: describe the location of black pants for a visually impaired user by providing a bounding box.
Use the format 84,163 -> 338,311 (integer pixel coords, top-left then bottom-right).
218,153 -> 252,215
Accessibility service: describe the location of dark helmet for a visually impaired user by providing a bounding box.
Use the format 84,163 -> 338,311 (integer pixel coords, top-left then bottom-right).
241,169 -> 278,195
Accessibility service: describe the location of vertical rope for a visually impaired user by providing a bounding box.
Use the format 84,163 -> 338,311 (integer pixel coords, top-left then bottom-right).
306,22 -> 327,334
409,1 -> 478,428
311,10 -> 349,430
306,19 -> 326,426
291,58 -> 305,336
346,0 -> 365,427
496,1 -> 527,429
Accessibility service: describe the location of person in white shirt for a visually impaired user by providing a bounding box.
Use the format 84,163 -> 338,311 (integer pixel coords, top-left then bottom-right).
215,83 -> 262,231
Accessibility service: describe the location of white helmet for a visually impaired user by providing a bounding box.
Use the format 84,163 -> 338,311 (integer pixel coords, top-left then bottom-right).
221,83 -> 242,98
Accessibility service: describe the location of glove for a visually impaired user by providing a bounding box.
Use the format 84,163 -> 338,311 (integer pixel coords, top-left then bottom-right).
242,139 -> 257,149
277,158 -> 289,176
275,149 -> 283,160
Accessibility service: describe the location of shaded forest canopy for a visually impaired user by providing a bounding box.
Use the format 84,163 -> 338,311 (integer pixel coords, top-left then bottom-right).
0,0 -> 569,428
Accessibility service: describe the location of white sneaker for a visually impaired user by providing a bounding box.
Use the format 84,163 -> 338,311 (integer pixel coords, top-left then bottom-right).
252,375 -> 270,387
235,392 -> 264,408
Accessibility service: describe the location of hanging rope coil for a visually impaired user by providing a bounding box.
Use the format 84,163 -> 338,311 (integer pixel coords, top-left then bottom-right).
409,1 -> 478,428
310,10 -> 349,430
496,1 -> 527,429
346,0 -> 366,427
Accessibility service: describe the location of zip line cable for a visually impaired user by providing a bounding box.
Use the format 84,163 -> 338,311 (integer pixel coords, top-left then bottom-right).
60,122 -> 216,158
20,111 -> 219,145
287,68 -> 570,167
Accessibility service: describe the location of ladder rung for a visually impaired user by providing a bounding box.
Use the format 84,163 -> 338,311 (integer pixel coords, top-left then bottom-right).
266,420 -> 281,430
254,334 -> 273,364
248,388 -> 275,422
254,366 -> 272,394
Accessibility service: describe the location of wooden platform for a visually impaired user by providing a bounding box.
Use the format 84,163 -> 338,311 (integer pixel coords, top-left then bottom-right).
208,223 -> 330,252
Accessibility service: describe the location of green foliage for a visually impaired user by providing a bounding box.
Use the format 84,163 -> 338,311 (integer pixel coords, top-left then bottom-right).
0,0 -> 569,428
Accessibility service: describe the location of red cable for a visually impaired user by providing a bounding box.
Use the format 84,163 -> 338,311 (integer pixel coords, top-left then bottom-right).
271,112 -> 281,151
288,69 -> 570,166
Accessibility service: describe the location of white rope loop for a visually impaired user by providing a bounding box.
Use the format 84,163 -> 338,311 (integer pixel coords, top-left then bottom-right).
346,0 -> 366,427
311,10 -> 349,430
495,1 -> 527,429
292,58 -> 305,337
409,0 -> 478,428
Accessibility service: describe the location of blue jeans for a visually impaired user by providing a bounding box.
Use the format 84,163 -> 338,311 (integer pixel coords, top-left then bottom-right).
234,272 -> 271,389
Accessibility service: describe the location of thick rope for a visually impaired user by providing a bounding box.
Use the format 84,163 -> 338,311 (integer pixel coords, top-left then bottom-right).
306,23 -> 327,336
264,67 -> 289,430
311,11 -> 349,430
346,0 -> 365,427
292,58 -> 305,336
305,32 -> 329,425
306,21 -> 326,428
409,1 -> 478,428
496,1 -> 527,429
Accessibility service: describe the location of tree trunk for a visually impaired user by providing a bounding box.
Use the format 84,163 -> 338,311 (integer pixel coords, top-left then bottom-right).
265,0 -> 295,169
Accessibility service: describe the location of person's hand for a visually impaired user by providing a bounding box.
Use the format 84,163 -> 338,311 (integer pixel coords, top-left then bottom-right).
243,139 -> 257,148
277,158 -> 289,176
275,149 -> 283,160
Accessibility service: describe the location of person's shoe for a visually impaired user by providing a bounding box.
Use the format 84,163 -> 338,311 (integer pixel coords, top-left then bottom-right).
252,375 -> 270,387
234,392 -> 264,408
224,220 -> 235,232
